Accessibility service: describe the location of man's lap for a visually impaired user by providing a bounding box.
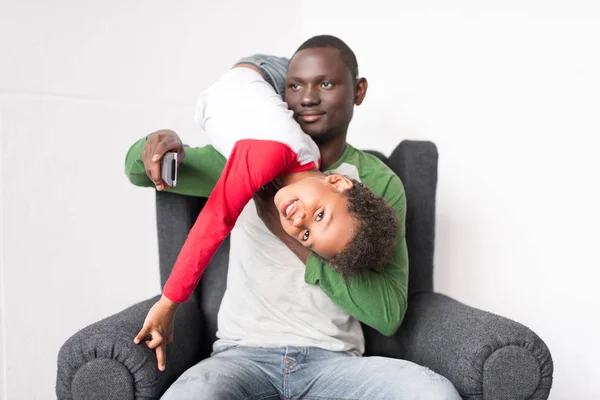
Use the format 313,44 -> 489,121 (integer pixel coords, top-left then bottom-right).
161,346 -> 460,400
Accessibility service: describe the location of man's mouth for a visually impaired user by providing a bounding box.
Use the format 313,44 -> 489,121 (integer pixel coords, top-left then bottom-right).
279,199 -> 298,218
298,111 -> 325,123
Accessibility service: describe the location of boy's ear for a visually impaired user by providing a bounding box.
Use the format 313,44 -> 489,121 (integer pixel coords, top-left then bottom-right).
324,174 -> 354,192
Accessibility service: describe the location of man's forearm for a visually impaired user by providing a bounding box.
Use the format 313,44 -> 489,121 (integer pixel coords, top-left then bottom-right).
303,175 -> 409,336
124,137 -> 226,197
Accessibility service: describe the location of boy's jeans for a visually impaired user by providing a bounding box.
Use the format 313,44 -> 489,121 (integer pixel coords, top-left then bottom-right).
161,346 -> 461,400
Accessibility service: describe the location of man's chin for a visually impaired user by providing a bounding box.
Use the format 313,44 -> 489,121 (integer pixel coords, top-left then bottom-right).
300,124 -> 330,142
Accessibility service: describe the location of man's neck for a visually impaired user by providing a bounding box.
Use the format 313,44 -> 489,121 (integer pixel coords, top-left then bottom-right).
317,134 -> 347,170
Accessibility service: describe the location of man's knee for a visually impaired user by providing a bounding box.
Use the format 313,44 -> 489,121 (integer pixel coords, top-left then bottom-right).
416,367 -> 461,400
160,355 -> 276,400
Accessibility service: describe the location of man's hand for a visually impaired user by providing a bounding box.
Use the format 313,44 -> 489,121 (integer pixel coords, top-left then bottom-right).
253,183 -> 311,263
133,295 -> 179,371
142,129 -> 186,191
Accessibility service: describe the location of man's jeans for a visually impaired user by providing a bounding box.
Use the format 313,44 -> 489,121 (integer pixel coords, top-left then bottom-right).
161,346 -> 461,400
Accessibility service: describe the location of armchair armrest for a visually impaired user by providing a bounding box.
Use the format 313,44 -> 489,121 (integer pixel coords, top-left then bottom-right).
398,292 -> 553,400
56,295 -> 203,400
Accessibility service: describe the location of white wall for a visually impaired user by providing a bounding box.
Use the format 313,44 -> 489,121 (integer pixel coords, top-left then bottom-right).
1,0 -> 599,399
301,1 -> 600,399
0,1 -> 303,398
0,106 -> 6,399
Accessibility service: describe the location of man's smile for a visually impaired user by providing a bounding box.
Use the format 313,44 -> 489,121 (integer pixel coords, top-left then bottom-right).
298,111 -> 325,123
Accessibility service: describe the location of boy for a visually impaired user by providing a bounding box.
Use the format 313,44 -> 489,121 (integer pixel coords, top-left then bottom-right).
134,63 -> 399,367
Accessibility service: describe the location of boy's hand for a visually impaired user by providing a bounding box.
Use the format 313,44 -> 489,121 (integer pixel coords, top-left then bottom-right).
142,129 -> 186,191
134,295 -> 178,371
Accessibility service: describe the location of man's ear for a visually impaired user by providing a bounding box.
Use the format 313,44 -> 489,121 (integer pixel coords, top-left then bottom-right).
354,77 -> 368,106
324,174 -> 354,192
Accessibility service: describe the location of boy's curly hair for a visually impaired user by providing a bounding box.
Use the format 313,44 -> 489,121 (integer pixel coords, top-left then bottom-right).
327,179 -> 399,280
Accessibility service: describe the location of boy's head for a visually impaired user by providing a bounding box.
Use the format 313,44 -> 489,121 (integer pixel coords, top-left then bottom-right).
274,174 -> 398,279
285,35 -> 368,144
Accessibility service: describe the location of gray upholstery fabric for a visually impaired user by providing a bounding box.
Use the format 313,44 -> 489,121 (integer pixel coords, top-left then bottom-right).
71,359 -> 134,400
56,140 -> 554,399
56,296 -> 203,399
397,292 -> 553,399
155,190 -> 230,358
155,192 -> 207,291
388,140 -> 437,296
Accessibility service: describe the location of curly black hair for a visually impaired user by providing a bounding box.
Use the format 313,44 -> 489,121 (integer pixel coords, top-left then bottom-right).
326,179 -> 400,280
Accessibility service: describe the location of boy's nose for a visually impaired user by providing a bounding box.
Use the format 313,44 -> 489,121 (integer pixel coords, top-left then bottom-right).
292,211 -> 306,227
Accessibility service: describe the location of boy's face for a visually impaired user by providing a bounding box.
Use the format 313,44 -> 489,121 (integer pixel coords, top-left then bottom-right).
274,174 -> 356,259
285,47 -> 357,143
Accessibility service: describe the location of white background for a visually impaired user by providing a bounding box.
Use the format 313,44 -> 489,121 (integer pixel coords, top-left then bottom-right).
1,1 -> 598,399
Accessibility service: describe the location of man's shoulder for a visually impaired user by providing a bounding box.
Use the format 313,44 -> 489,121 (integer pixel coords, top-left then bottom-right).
338,144 -> 404,197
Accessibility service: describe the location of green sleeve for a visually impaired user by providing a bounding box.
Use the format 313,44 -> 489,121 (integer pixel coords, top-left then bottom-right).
304,175 -> 409,336
124,137 -> 226,197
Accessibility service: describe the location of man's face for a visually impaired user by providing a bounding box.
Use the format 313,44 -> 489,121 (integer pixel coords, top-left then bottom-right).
285,48 -> 357,143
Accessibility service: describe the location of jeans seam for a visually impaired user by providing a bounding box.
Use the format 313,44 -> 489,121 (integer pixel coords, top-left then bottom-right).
247,392 -> 280,400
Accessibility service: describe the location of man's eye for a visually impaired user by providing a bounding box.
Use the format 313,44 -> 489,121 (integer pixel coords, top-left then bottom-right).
289,83 -> 300,90
316,212 -> 324,221
302,231 -> 310,241
320,81 -> 333,88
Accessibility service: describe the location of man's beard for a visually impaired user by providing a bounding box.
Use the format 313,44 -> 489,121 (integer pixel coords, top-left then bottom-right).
308,126 -> 346,145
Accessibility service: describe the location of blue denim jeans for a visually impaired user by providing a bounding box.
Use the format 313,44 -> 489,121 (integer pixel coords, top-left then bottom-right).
161,346 -> 461,400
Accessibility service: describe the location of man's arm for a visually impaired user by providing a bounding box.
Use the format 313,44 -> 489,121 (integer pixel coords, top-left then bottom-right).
124,134 -> 226,197
255,174 -> 408,336
305,175 -> 408,336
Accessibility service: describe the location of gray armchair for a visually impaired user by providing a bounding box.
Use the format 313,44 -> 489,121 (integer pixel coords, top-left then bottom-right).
56,140 -> 554,399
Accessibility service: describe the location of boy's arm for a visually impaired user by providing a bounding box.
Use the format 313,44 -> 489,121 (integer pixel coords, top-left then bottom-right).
124,136 -> 226,197
305,175 -> 408,336
162,139 -> 316,302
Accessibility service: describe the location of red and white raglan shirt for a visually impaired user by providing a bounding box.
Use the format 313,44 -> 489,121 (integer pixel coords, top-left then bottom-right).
162,67 -> 321,302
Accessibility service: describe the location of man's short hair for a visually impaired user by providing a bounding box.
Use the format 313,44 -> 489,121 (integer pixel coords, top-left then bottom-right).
293,35 -> 359,81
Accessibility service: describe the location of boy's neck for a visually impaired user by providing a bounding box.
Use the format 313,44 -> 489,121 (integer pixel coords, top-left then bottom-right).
277,169 -> 323,188
275,134 -> 348,188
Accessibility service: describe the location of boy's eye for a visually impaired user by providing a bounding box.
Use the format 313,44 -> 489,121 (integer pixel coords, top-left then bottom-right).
302,230 -> 310,241
320,81 -> 333,88
316,212 -> 324,221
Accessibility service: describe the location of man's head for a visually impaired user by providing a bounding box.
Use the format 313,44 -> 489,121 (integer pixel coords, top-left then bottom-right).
285,35 -> 368,144
274,173 -> 398,279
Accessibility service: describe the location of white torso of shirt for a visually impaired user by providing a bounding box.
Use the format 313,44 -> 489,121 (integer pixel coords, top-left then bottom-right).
214,163 -> 365,355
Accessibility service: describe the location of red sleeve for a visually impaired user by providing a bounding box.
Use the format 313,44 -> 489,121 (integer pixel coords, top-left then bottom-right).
162,139 -> 317,302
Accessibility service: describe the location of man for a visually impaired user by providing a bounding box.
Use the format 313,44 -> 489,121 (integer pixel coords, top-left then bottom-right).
125,35 -> 460,399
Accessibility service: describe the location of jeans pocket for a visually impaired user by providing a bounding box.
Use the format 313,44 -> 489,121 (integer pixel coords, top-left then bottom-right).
210,344 -> 239,357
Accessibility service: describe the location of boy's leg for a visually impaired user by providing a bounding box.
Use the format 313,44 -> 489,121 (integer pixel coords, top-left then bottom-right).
161,347 -> 281,400
195,66 -> 318,163
291,349 -> 461,400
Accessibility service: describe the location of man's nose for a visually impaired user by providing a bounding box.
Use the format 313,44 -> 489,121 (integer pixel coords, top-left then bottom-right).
301,86 -> 320,107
